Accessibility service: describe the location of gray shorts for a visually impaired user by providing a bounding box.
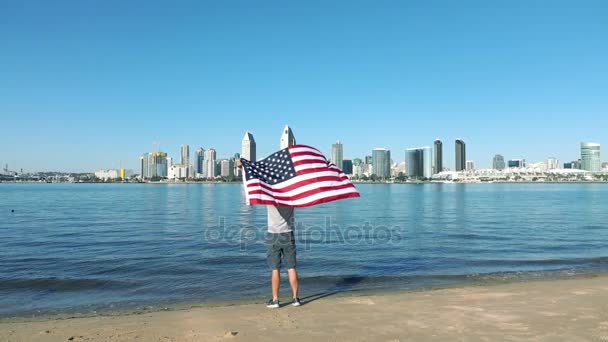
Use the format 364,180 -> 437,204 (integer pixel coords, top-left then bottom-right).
266,232 -> 296,270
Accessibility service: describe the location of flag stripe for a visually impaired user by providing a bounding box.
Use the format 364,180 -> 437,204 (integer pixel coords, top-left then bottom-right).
247,187 -> 360,207
246,170 -> 348,189
246,177 -> 353,195
246,175 -> 350,191
291,155 -> 325,163
248,183 -> 356,201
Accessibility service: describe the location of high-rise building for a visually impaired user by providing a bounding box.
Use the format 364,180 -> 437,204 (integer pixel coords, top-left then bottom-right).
564,160 -> 582,169
602,162 -> 608,170
331,141 -> 344,170
372,148 -> 391,178
406,147 -> 432,179
342,159 -> 353,175
180,144 -> 190,178
546,157 -> 560,170
220,159 -> 234,177
140,152 -> 168,179
180,144 -> 190,165
433,139 -> 443,174
581,142 -> 601,172
280,125 -> 296,149
455,139 -> 466,172
241,132 -> 256,162
204,148 -> 217,178
233,153 -> 241,177
195,148 -> 205,175
353,158 -> 363,166
493,154 -> 505,170
365,155 -> 373,165
466,160 -> 475,171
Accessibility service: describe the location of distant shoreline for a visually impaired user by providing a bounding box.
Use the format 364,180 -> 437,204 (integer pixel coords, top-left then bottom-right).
2,180 -> 608,185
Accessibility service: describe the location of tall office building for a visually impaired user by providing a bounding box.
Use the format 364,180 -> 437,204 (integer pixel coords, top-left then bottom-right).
372,148 -> 391,178
331,141 -> 344,170
581,142 -> 601,172
466,160 -> 475,171
140,152 -> 168,179
280,125 -> 296,149
180,144 -> 189,165
220,159 -> 234,177
546,157 -> 560,170
195,148 -> 205,175
342,159 -> 353,175
233,153 -> 241,177
455,139 -> 466,171
433,139 -> 443,174
204,148 -> 217,178
406,147 -> 432,179
241,132 -> 256,162
493,154 -> 505,170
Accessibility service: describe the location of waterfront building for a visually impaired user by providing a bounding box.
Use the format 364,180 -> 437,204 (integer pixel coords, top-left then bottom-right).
195,148 -> 205,175
204,148 -> 217,178
140,152 -> 168,179
493,154 -> 505,170
466,160 -> 475,171
331,141 -> 344,170
508,159 -> 526,168
433,139 -> 443,174
342,159 -> 353,175
455,139 -> 466,171
220,159 -> 234,177
581,142 -> 601,172
406,147 -> 432,179
372,148 -> 391,178
241,132 -> 256,162
280,125 -> 296,149
546,157 -> 560,170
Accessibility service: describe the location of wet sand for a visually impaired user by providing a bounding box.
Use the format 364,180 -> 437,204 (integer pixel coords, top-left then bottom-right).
2,275 -> 608,341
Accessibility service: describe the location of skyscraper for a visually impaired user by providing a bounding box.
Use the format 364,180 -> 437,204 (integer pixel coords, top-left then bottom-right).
342,159 -> 353,175
581,142 -> 601,172
204,148 -> 217,178
280,125 -> 296,149
140,152 -> 168,179
372,148 -> 391,178
406,147 -> 432,179
331,141 -> 344,170
180,144 -> 189,165
433,139 -> 443,174
220,159 -> 234,177
241,132 -> 256,162
493,154 -> 505,170
195,148 -> 205,175
455,139 -> 466,172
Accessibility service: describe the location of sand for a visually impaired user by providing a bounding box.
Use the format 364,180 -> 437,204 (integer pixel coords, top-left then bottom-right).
2,275 -> 608,341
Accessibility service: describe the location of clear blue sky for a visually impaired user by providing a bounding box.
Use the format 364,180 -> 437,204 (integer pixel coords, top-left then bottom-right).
1,0 -> 606,172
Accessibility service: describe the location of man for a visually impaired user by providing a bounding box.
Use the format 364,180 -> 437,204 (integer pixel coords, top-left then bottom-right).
265,205 -> 300,308
238,125 -> 301,308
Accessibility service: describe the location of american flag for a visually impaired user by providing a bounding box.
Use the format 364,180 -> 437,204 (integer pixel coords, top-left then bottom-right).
240,144 -> 360,208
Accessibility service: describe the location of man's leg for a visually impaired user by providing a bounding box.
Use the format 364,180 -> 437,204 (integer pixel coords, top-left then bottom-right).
271,269 -> 280,301
288,268 -> 299,299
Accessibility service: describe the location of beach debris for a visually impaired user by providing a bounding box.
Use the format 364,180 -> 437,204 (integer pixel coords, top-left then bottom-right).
67,336 -> 84,341
223,331 -> 238,338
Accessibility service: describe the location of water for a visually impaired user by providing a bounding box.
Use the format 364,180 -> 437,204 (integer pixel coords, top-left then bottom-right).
1,183 -> 607,318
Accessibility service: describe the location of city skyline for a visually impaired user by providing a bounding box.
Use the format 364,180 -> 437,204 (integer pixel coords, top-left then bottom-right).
1,2 -> 607,172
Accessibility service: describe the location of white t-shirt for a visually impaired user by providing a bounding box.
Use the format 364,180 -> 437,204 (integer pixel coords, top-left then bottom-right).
267,205 -> 295,233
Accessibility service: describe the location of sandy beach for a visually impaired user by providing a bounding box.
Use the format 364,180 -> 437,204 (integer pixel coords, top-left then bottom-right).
2,275 -> 608,342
